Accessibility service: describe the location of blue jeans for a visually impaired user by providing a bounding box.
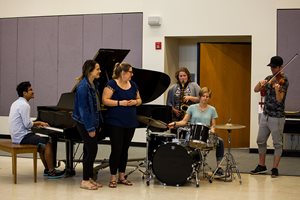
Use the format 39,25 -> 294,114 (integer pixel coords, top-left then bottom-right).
216,137 -> 224,162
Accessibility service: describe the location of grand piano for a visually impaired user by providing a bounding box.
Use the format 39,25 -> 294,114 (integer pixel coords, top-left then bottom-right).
282,112 -> 300,157
32,48 -> 172,175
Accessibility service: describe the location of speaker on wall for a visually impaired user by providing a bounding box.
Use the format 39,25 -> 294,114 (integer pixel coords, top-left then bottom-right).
148,16 -> 161,26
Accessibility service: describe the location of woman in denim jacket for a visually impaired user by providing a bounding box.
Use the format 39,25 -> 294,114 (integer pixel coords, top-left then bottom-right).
72,60 -> 103,190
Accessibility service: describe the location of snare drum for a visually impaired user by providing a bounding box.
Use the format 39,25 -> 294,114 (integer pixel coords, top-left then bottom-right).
177,126 -> 190,140
148,132 -> 176,161
189,123 -> 210,149
152,143 -> 201,186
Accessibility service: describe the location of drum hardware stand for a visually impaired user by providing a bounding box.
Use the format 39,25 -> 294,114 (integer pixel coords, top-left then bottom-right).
123,124 -> 153,185
124,157 -> 147,179
144,126 -> 155,185
93,157 -> 146,181
209,129 -> 242,184
188,161 -> 201,187
199,147 -> 213,180
186,147 -> 213,187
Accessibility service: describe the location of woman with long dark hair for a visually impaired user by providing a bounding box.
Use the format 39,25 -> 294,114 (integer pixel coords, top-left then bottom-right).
72,60 -> 103,190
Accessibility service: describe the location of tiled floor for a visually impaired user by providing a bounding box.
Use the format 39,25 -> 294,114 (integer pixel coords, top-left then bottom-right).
0,156 -> 300,200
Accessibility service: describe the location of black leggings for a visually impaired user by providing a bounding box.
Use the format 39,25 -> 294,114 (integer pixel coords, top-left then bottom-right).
108,125 -> 135,175
76,122 -> 99,180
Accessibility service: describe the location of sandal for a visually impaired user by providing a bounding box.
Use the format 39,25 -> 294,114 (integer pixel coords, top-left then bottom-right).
89,178 -> 103,188
118,179 -> 133,186
80,180 -> 98,190
109,180 -> 117,188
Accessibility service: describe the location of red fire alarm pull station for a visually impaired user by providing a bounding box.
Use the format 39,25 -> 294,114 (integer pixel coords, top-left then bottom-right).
155,42 -> 162,50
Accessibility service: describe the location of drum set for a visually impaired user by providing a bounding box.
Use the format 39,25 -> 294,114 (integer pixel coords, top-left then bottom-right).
137,116 -> 217,187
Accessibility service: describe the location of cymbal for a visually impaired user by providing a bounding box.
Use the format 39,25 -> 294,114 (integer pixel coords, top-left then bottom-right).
137,115 -> 167,129
214,123 -> 246,130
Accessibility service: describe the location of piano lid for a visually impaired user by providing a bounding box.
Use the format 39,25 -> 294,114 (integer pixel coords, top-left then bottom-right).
93,48 -> 130,82
93,48 -> 170,104
93,48 -> 130,96
132,67 -> 170,103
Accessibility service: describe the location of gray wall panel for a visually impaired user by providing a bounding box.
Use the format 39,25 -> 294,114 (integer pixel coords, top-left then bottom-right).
17,18 -> 34,83
17,18 -> 35,114
58,16 -> 83,95
34,17 -> 59,114
0,19 -> 18,115
0,13 -> 142,116
83,15 -> 103,60
0,21 -> 1,112
277,9 -> 300,111
122,13 -> 142,68
102,14 -> 122,49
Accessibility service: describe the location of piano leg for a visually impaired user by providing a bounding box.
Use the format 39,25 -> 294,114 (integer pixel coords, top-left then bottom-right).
65,140 -> 76,176
50,135 -> 58,167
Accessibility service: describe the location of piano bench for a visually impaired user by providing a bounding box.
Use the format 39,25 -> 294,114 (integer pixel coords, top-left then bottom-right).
0,139 -> 37,184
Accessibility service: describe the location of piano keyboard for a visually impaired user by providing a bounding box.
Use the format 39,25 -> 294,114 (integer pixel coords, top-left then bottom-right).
43,126 -> 64,133
286,118 -> 300,121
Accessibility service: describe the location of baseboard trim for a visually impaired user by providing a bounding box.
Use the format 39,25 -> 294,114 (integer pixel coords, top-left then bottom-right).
249,148 -> 300,157
0,134 -> 11,139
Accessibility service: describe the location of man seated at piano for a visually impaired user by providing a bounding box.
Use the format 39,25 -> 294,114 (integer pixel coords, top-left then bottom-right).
72,60 -> 103,190
102,62 -> 142,188
8,81 -> 65,179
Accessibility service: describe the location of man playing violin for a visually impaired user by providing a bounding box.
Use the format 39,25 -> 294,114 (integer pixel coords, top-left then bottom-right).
251,56 -> 289,178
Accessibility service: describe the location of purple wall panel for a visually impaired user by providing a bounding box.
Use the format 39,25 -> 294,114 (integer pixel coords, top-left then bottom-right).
0,21 -> 1,112
34,17 -> 59,115
58,16 -> 83,95
102,14 -> 122,49
0,19 -> 18,115
17,18 -> 35,114
17,18 -> 34,83
83,15 -> 103,60
122,13 -> 143,68
277,9 -> 300,111
0,13 -> 142,116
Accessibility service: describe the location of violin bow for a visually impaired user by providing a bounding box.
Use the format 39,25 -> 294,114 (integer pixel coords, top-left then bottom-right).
267,53 -> 298,84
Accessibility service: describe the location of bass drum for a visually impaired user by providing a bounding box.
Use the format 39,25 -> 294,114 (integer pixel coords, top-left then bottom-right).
148,132 -> 176,161
152,143 -> 200,186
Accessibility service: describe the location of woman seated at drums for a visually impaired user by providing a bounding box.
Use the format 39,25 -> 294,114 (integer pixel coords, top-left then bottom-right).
168,87 -> 225,178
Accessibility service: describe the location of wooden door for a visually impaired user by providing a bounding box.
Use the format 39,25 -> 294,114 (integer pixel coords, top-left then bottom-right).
199,43 -> 251,147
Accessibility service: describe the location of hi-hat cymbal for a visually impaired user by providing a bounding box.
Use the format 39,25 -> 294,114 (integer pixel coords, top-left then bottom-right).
137,115 -> 167,129
214,123 -> 246,130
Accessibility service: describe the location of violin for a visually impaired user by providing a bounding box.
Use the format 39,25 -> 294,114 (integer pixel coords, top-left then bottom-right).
275,72 -> 285,86
260,72 -> 285,98
260,72 -> 286,98
270,72 -> 285,86
259,53 -> 298,97
266,53 -> 298,86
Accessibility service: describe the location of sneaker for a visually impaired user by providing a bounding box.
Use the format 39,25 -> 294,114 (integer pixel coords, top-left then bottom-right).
47,169 -> 65,179
214,168 -> 225,178
43,169 -> 49,176
250,165 -> 267,174
271,168 -> 279,178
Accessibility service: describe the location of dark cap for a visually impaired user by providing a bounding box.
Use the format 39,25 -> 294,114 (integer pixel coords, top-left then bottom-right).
267,56 -> 283,67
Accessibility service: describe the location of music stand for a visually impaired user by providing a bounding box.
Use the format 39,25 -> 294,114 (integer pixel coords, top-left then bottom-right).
209,123 -> 245,184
